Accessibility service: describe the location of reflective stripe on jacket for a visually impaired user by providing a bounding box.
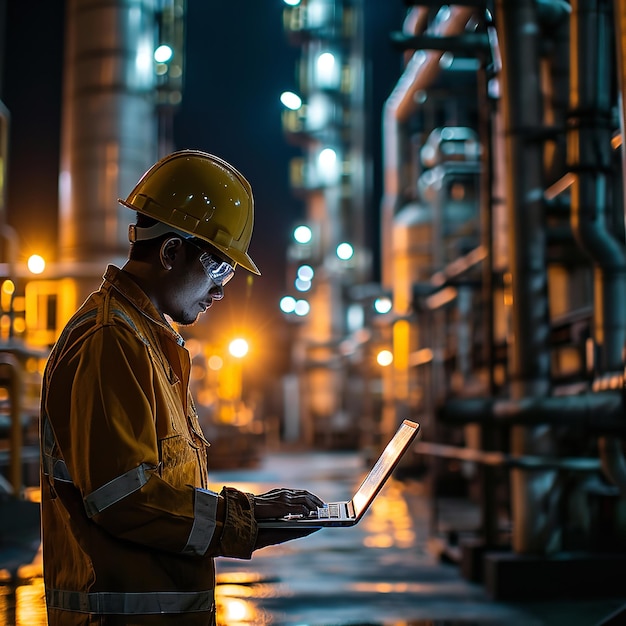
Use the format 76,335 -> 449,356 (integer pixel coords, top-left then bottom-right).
40,265 -> 258,626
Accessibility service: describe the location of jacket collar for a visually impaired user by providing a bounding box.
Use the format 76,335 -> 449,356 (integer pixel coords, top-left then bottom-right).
102,265 -> 185,346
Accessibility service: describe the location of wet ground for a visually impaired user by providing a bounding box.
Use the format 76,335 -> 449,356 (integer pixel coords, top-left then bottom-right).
1,450 -> 626,625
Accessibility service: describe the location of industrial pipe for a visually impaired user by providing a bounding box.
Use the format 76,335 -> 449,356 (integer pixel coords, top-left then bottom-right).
569,0 -> 626,490
495,0 -> 555,555
614,0 -> 626,194
381,5 -> 475,288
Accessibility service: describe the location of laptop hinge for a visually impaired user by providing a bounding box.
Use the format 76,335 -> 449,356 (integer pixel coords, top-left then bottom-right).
347,501 -> 355,518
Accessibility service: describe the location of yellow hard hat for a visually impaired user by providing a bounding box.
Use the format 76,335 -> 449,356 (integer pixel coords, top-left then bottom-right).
119,150 -> 260,274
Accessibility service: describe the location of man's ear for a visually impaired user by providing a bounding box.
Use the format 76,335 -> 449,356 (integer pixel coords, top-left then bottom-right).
160,237 -> 184,270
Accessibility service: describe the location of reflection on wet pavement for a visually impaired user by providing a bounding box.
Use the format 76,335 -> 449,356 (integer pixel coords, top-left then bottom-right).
1,451 -> 624,625
0,553 -> 47,626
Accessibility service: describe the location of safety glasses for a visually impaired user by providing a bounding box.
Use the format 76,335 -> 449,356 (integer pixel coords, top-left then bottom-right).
198,252 -> 235,286
186,238 -> 235,286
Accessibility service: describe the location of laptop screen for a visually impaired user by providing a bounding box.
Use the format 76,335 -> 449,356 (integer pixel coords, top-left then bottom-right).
351,420 -> 419,516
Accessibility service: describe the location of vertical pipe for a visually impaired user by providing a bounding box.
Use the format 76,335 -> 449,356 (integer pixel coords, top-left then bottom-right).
381,6 -> 473,289
495,0 -> 555,554
574,0 -> 626,491
476,38 -> 498,548
569,0 -> 626,374
614,0 -> 626,198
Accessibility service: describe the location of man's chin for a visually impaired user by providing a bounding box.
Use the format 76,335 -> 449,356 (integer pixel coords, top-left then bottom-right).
165,313 -> 201,327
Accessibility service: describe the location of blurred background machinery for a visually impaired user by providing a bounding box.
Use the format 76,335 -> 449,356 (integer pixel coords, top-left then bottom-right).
277,0 -> 626,600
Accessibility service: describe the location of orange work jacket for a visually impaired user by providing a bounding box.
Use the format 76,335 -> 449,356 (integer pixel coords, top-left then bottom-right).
40,265 -> 258,625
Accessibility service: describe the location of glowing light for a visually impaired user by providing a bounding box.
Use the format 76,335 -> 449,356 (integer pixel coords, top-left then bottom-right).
294,278 -> 311,292
318,147 -> 337,171
318,148 -> 339,184
377,350 -> 393,367
135,35 -> 154,82
293,225 -> 312,244
2,280 -> 15,295
294,299 -> 310,316
316,51 -> 338,87
229,338 -> 249,358
224,598 -> 248,621
283,0 -> 301,5
27,254 -> 46,274
374,297 -> 392,314
208,355 -> 223,370
336,242 -> 354,260
280,295 -> 297,313
297,264 -> 314,281
280,90 -> 302,110
154,44 -> 173,63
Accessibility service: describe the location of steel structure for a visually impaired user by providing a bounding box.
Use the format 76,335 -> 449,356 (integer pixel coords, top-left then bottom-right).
282,0 -> 626,600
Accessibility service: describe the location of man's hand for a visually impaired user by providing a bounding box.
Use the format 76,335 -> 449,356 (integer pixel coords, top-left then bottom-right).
253,488 -> 324,520
253,488 -> 325,550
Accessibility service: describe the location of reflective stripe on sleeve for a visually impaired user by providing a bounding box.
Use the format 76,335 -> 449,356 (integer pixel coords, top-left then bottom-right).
182,488 -> 220,555
42,456 -> 73,483
41,416 -> 73,484
83,463 -> 154,518
45,588 -> 215,615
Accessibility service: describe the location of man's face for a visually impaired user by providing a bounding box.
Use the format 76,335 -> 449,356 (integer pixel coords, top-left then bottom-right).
162,240 -> 230,326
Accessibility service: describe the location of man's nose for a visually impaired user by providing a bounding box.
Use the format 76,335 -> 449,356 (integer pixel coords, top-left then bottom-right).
209,284 -> 224,300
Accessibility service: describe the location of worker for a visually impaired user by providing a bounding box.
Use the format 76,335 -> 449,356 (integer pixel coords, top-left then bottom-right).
39,150 -> 323,625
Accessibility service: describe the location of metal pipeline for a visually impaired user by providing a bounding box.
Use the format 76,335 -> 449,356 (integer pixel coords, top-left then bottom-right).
495,0 -> 555,554
569,0 -> 626,489
606,0 -> 626,491
380,5 -> 475,289
614,0 -> 626,192
438,391 -> 625,434
569,0 -> 626,373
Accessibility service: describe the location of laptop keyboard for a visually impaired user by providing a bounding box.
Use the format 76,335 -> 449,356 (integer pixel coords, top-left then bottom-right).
315,503 -> 341,519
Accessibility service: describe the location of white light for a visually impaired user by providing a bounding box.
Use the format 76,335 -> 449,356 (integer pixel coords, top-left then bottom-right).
316,52 -> 337,87
374,297 -> 392,314
154,44 -> 173,64
295,278 -> 311,292
135,36 -> 154,86
229,338 -> 249,358
318,52 -> 335,71
306,93 -> 331,130
283,0 -> 300,5
318,147 -> 336,168
27,255 -> 46,275
294,299 -> 310,316
377,350 -> 394,367
280,295 -> 297,313
280,91 -> 302,110
347,304 -> 364,332
297,265 -> 314,281
336,242 -> 354,260
293,225 -> 312,244
318,148 -> 339,184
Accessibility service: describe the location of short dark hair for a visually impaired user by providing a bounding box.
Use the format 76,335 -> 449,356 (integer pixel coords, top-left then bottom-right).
128,213 -> 172,261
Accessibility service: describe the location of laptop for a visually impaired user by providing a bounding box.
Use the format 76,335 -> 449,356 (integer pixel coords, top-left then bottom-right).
258,419 -> 420,528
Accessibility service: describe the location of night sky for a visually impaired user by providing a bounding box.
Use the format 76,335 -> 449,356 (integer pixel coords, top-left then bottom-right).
1,0 -> 405,373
